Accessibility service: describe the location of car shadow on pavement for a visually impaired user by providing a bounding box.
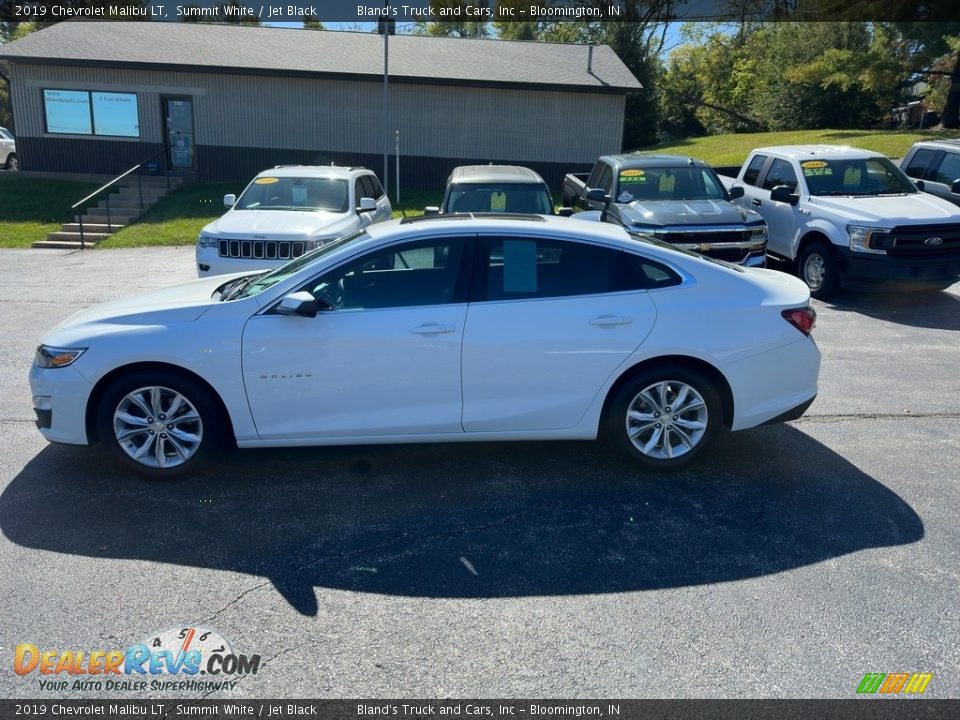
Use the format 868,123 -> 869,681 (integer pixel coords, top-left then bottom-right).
821,288 -> 960,331
1,424 -> 923,616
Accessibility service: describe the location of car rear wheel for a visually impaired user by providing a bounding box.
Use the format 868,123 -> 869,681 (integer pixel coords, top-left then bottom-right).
607,367 -> 722,470
5,154 -> 17,171
798,241 -> 838,299
97,371 -> 224,480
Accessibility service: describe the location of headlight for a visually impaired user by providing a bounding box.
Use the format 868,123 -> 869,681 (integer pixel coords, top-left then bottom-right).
197,233 -> 219,249
846,225 -> 887,255
750,225 -> 767,238
35,345 -> 86,369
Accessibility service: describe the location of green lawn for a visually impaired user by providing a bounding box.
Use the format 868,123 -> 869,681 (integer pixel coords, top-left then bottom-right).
99,183 -> 238,248
644,128 -> 947,166
0,175 -> 98,248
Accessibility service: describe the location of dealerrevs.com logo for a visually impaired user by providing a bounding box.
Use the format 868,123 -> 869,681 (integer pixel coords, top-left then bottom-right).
14,626 -> 261,693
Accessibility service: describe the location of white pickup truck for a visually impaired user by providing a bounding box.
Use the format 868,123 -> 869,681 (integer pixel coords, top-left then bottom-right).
719,145 -> 960,297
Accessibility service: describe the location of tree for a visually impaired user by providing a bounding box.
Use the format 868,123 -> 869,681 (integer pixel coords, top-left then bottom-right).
303,14 -> 325,30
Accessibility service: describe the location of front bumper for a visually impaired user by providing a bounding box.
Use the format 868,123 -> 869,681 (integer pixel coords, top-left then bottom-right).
28,363 -> 94,445
835,247 -> 960,289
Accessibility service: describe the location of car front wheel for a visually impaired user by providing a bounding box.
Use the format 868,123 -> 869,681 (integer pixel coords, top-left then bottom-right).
97,371 -> 223,479
5,154 -> 17,171
607,368 -> 722,470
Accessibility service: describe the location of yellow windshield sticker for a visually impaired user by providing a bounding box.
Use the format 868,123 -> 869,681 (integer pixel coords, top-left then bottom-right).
490,191 -> 507,212
254,177 -> 279,185
620,169 -> 644,178
801,161 -> 828,169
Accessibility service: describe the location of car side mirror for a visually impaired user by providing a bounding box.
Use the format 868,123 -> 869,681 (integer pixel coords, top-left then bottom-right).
357,197 -> 377,213
223,193 -> 236,208
770,185 -> 800,206
424,206 -> 440,216
557,207 -> 574,217
276,291 -> 318,318
728,186 -> 745,199
585,188 -> 612,205
915,180 -> 925,191
951,179 -> 960,195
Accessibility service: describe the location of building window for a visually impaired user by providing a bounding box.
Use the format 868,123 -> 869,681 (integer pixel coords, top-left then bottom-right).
43,89 -> 139,138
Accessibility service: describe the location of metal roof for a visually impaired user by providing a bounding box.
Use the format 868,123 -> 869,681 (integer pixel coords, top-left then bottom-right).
0,22 -> 642,93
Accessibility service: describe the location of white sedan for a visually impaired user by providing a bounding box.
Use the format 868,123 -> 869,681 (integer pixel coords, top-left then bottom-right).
30,216 -> 820,479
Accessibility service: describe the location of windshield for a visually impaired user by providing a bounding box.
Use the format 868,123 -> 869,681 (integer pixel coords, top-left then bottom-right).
0,127 -> 12,140
233,230 -> 369,299
235,176 -> 350,212
616,167 -> 727,202
445,183 -> 554,214
801,157 -> 916,196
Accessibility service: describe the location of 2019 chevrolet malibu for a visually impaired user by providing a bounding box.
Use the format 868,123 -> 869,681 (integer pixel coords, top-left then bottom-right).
30,215 -> 820,479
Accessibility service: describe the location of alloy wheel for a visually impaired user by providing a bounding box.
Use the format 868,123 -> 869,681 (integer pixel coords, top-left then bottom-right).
625,380 -> 708,460
113,386 -> 203,469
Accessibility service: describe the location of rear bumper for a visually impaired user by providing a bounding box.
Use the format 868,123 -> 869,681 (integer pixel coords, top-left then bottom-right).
723,337 -> 821,431
835,247 -> 960,289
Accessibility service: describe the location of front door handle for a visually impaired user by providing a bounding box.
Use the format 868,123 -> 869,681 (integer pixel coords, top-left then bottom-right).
410,323 -> 455,335
589,315 -> 632,327
752,198 -> 762,207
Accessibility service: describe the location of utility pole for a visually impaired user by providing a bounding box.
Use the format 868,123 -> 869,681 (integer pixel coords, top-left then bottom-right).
378,6 -> 395,196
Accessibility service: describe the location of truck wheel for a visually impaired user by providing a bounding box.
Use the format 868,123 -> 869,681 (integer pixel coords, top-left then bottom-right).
798,242 -> 839,299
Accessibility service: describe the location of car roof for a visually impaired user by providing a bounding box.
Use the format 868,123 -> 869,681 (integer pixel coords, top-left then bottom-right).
364,213 -> 644,249
254,165 -> 370,179
910,138 -> 960,151
753,144 -> 886,160
448,165 -> 547,185
602,153 -> 711,169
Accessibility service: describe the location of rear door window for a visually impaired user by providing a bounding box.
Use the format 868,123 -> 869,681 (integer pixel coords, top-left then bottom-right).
743,154 -> 768,186
904,148 -> 937,179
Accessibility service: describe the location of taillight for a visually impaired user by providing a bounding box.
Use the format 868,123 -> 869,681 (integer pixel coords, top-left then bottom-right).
782,306 -> 817,336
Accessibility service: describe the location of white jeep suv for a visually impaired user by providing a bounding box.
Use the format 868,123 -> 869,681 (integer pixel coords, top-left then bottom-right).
196,165 -> 392,276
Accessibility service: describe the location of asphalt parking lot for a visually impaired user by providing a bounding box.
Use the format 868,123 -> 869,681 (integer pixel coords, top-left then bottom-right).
0,247 -> 958,699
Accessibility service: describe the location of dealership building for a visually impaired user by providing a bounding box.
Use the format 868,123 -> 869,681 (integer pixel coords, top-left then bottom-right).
0,22 -> 641,190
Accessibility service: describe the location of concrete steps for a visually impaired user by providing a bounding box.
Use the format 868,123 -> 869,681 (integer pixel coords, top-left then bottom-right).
33,175 -> 185,249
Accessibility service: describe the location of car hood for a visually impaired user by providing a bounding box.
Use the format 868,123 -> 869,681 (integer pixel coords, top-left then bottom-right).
54,274 -> 242,334
203,209 -> 356,238
808,193 -> 960,225
618,199 -> 763,228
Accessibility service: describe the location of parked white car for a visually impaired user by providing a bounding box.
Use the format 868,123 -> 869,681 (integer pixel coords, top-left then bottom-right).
0,126 -> 17,171
31,215 -> 820,479
195,165 -> 391,276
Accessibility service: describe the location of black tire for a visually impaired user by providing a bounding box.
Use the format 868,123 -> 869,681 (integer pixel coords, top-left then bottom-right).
5,154 -> 17,171
96,370 -> 226,480
798,241 -> 839,299
606,366 -> 723,471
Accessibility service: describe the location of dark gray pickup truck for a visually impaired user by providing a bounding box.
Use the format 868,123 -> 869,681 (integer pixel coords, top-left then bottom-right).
562,154 -> 768,266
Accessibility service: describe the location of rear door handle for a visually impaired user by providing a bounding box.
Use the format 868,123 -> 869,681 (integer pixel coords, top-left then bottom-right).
589,315 -> 632,327
410,323 -> 455,335
752,198 -> 762,207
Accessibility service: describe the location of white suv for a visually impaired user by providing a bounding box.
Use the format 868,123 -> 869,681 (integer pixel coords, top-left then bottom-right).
0,127 -> 17,171
196,165 -> 392,276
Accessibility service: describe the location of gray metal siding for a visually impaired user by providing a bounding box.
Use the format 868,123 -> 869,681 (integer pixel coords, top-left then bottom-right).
10,63 -> 625,164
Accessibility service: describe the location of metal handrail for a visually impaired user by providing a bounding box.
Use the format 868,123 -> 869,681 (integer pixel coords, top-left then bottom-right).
72,148 -> 170,249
